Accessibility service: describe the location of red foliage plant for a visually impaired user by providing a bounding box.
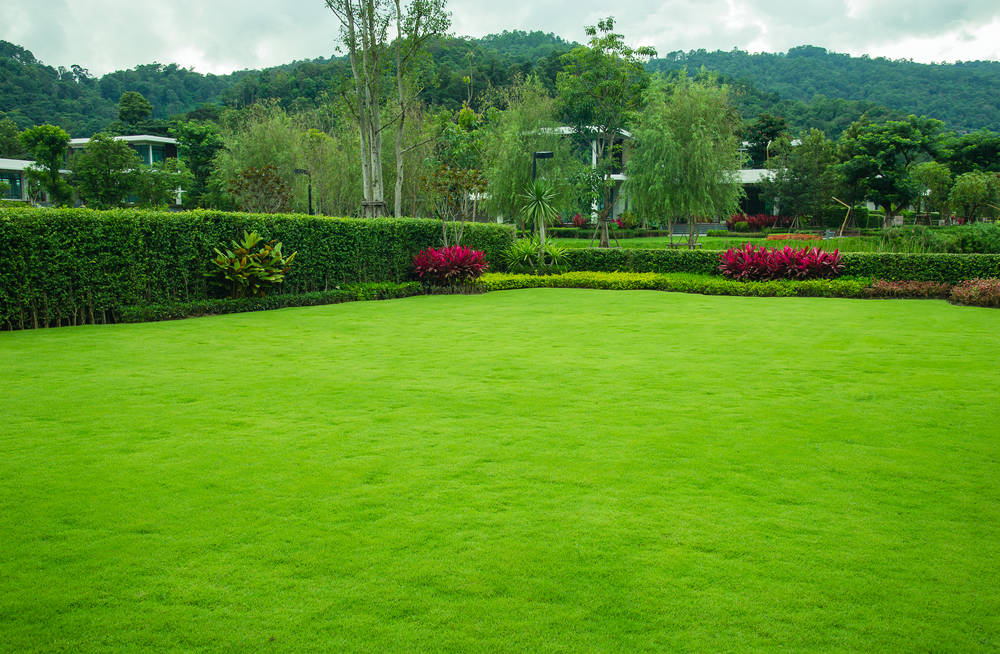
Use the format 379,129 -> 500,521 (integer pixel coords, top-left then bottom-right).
727,213 -> 795,231
412,246 -> 489,285
572,213 -> 587,228
864,280 -> 953,299
950,278 -> 1000,307
718,244 -> 844,281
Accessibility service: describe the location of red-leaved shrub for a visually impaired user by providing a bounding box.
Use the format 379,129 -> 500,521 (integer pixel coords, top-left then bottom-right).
413,246 -> 488,285
727,213 -> 795,231
949,278 -> 1000,307
864,280 -> 953,299
572,213 -> 587,227
718,244 -> 843,281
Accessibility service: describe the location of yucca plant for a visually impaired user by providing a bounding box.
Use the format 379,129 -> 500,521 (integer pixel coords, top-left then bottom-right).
502,237 -> 567,275
517,179 -> 561,245
208,231 -> 296,298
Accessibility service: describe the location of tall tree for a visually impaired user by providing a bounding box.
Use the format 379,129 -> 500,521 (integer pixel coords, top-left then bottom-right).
743,112 -> 788,168
170,119 -> 225,207
118,91 -> 153,125
325,0 -> 393,217
837,114 -> 945,222
69,132 -> 142,208
0,117 -> 26,158
556,17 -> 655,247
391,0 -> 449,217
626,74 -> 744,246
19,124 -> 72,205
762,128 -> 838,227
909,161 -> 952,221
949,171 -> 1000,222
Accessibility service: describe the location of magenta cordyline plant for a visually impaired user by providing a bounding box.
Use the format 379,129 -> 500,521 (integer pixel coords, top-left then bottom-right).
718,244 -> 843,281
413,246 -> 489,285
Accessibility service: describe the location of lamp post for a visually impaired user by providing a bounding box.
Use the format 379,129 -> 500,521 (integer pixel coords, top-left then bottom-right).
294,168 -> 312,215
532,151 -> 553,183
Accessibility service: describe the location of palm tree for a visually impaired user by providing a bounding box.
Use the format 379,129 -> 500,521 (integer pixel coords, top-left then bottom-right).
517,179 -> 560,246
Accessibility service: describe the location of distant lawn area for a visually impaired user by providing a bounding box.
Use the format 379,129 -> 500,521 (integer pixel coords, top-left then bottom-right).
2,290 -> 998,651
552,235 -> 877,250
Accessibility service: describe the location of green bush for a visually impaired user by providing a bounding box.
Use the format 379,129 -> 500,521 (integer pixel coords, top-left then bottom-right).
502,238 -> 567,274
208,230 -> 296,298
733,221 -> 749,232
560,247 -> 1000,283
0,206 -> 513,329
118,282 -> 421,323
475,271 -> 873,298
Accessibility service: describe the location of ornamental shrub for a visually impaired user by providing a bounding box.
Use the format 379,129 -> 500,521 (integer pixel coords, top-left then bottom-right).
727,213 -> 794,231
950,278 -> 1000,308
413,245 -> 488,285
863,280 -> 953,299
502,238 -> 567,275
718,244 -> 843,281
208,231 -> 296,298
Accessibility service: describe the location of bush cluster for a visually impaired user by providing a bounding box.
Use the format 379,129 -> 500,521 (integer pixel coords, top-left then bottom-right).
476,271 -> 873,298
719,244 -> 843,281
950,279 -> 1000,308
0,206 -> 513,329
726,213 -> 795,231
412,246 -> 489,285
561,248 -> 1000,283
863,280 -> 953,299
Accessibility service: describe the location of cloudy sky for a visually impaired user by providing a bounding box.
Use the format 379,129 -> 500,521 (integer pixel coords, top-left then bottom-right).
4,0 -> 1000,75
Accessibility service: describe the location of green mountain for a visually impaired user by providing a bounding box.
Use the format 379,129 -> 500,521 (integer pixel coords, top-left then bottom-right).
649,45 -> 1000,133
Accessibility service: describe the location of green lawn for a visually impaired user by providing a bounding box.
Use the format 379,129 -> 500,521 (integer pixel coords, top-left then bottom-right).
2,290 -> 999,652
552,236 -> 877,251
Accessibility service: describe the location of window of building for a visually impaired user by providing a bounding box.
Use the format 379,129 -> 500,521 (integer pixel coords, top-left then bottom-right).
0,172 -> 22,200
151,145 -> 165,164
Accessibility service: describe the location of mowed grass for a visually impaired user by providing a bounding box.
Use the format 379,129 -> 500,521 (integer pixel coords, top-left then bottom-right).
1,290 -> 999,652
552,236 -> 877,251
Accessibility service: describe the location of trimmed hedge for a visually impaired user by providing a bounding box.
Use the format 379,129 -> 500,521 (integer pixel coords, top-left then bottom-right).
561,248 -> 1000,283
0,207 -> 513,329
476,271 -> 874,298
118,282 -> 422,323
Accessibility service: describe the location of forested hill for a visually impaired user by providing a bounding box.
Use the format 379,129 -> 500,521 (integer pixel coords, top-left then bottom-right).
2,34 -> 999,137
649,45 -> 1000,132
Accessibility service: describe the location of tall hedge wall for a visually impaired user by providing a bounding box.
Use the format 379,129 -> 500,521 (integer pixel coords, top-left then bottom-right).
0,207 -> 514,329
563,248 -> 1000,282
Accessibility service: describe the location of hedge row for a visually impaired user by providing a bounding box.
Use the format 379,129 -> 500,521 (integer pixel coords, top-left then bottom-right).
0,207 -> 514,329
476,272 -> 874,298
118,282 -> 422,323
561,248 -> 1000,283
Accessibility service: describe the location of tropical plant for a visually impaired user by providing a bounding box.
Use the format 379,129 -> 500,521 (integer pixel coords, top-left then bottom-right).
718,244 -> 843,281
502,237 -> 567,275
412,245 -> 489,285
518,178 -> 560,245
208,231 -> 296,298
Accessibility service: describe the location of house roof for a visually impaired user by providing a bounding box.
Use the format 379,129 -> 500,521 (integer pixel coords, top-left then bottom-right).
0,158 -> 36,172
738,168 -> 776,184
69,135 -> 178,147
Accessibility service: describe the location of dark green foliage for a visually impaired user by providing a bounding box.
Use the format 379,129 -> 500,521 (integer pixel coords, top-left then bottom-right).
502,237 -> 567,274
650,46 -> 1000,132
69,132 -> 142,208
117,91 -> 152,125
117,281 -> 421,323
560,246 -> 1000,283
878,224 -> 1000,254
0,206 -> 514,329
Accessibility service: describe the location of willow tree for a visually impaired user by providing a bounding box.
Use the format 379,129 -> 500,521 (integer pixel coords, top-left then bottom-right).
627,74 -> 745,247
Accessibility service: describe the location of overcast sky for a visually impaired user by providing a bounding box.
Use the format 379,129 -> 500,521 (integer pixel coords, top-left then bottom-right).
4,0 -> 1000,76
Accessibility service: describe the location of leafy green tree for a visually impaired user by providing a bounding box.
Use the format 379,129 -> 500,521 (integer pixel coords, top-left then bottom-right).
170,119 -> 224,206
908,161 -> 952,220
70,132 -> 142,208
19,124 -> 72,205
480,75 -> 583,230
943,129 -> 1000,175
118,91 -> 153,125
837,115 -> 945,222
762,128 -> 838,227
626,74 -> 744,246
0,117 -> 26,158
133,158 -> 195,208
948,171 -> 1000,222
556,17 -> 655,247
743,112 -> 788,167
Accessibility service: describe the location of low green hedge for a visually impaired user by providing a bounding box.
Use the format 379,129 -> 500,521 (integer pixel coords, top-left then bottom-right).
561,248 -> 1000,283
118,282 -> 422,323
476,272 -> 874,298
0,206 -> 513,329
